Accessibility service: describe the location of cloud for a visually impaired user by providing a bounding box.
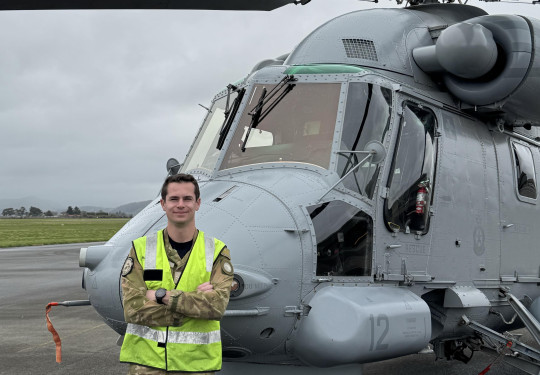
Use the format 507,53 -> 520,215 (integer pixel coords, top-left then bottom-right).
0,1 -> 539,207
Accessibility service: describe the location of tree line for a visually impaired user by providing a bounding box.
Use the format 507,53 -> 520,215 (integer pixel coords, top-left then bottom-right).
1,206 -> 52,217
1,206 -> 132,218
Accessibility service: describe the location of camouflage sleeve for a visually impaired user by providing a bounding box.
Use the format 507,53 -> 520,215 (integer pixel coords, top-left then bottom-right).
168,247 -> 233,320
121,246 -> 184,327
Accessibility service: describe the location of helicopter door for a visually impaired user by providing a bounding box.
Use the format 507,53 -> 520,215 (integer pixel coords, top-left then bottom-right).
379,100 -> 437,281
383,101 -> 437,235
494,136 -> 540,280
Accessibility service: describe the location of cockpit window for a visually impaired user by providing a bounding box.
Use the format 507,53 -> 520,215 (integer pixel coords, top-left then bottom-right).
308,201 -> 373,277
219,83 -> 341,170
512,142 -> 537,200
183,94 -> 236,173
337,83 -> 392,199
384,103 -> 437,234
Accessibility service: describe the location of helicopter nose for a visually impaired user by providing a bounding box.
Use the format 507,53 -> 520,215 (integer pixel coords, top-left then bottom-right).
196,179 -> 306,357
197,180 -> 304,270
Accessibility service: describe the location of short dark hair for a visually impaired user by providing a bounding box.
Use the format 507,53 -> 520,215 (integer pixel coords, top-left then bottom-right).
161,174 -> 200,201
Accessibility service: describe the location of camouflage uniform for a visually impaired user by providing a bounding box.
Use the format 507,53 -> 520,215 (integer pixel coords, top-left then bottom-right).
122,228 -> 234,375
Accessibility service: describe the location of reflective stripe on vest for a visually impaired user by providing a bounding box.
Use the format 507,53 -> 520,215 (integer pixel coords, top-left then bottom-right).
204,235 -> 215,272
126,323 -> 221,345
144,232 -> 158,269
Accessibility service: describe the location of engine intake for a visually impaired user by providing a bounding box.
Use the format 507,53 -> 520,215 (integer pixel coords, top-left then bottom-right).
413,14 -> 540,127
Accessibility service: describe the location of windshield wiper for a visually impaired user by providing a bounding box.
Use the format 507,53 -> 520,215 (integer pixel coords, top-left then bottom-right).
225,84 -> 237,114
241,75 -> 296,152
217,84 -> 245,150
257,82 -> 295,125
241,87 -> 267,152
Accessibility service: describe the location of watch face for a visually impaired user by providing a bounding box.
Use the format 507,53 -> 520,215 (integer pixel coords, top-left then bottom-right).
156,288 -> 166,298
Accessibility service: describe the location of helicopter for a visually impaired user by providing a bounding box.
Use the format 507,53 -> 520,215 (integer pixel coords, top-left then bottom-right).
12,0 -> 539,373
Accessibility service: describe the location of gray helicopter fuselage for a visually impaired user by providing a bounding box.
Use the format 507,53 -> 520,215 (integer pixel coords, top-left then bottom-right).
80,3 -> 540,371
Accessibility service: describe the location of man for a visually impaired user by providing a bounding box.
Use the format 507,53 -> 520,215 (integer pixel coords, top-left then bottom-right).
120,173 -> 234,374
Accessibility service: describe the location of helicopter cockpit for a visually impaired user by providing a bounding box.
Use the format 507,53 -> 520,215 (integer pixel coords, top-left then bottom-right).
182,77 -> 342,174
181,71 -> 396,199
220,81 -> 340,170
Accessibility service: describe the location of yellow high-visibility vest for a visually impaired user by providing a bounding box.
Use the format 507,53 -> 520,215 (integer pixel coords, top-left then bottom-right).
120,229 -> 225,372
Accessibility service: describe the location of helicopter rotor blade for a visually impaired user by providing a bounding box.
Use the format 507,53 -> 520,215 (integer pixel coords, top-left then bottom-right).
0,0 -> 300,11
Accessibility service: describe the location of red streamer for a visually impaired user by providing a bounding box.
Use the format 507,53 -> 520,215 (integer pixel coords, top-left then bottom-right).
45,302 -> 62,363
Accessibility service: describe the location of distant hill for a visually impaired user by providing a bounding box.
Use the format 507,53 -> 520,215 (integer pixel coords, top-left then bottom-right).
79,205 -> 107,213
109,201 -> 152,216
79,200 -> 153,216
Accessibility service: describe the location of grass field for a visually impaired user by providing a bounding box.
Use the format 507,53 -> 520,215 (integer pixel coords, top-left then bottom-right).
0,218 -> 130,248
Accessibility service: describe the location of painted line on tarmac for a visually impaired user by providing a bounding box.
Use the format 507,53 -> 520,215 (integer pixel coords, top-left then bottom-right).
0,242 -> 105,252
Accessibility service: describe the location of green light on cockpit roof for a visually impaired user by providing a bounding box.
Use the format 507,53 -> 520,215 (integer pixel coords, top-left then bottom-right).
284,64 -> 368,74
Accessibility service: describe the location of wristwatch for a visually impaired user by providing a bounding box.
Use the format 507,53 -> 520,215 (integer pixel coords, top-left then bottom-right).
155,288 -> 167,304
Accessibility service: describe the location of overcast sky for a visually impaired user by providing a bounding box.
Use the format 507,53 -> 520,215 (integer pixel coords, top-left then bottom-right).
0,0 -> 537,208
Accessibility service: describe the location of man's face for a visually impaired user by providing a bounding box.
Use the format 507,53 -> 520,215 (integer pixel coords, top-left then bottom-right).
160,182 -> 201,227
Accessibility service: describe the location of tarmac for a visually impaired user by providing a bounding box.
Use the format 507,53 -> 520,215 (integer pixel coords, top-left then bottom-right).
0,243 -> 125,375
0,243 -> 535,375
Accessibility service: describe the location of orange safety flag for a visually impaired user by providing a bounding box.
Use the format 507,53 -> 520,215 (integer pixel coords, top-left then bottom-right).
45,302 -> 62,363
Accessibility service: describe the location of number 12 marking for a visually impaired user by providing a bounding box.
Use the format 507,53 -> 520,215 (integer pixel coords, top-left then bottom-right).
369,314 -> 389,351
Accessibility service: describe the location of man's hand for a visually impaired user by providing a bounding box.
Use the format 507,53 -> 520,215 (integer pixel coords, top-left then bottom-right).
197,282 -> 214,292
146,290 -> 157,302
